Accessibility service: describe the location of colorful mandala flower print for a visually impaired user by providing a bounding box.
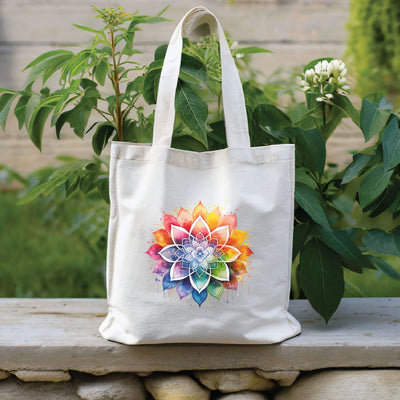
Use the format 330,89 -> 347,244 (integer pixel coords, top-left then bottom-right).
146,202 -> 253,306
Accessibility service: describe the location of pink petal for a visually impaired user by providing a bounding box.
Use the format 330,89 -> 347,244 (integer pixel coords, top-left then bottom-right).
220,214 -> 237,233
153,260 -> 170,276
171,225 -> 190,245
210,226 -> 230,247
177,208 -> 193,231
146,244 -> 163,260
164,214 -> 179,234
190,216 -> 211,238
223,273 -> 238,290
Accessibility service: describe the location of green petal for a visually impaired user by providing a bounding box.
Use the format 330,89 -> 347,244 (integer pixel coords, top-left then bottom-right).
207,279 -> 224,299
211,262 -> 229,281
190,271 -> 210,293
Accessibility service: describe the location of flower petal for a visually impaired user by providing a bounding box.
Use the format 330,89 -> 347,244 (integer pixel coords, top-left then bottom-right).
222,273 -> 238,290
190,271 -> 211,293
177,207 -> 193,231
190,216 -> 211,238
207,279 -> 224,299
227,229 -> 247,247
238,245 -> 254,261
153,260 -> 170,276
153,229 -> 172,246
192,201 -> 208,221
220,213 -> 237,233
171,225 -> 190,245
146,244 -> 163,260
209,225 -> 230,247
192,288 -> 208,306
163,214 -> 179,234
219,245 -> 241,263
176,279 -> 192,299
229,260 -> 247,276
210,261 -> 230,281
162,273 -> 178,290
170,261 -> 191,281
159,244 -> 180,263
207,207 -> 222,231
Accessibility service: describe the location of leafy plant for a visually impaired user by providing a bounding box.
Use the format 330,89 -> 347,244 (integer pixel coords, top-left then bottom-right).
1,6 -> 399,322
346,0 -> 400,101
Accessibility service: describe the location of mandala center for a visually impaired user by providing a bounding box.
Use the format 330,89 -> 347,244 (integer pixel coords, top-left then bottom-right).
192,247 -> 210,263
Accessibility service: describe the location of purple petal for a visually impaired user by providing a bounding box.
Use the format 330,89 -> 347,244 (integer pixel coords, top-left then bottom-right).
170,261 -> 191,281
176,279 -> 192,299
153,260 -> 170,276
162,273 -> 178,290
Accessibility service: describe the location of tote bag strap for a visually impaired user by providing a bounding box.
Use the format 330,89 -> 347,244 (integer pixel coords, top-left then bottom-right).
152,6 -> 251,149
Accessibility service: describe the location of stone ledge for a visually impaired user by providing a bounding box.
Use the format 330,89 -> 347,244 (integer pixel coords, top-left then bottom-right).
0,298 -> 398,374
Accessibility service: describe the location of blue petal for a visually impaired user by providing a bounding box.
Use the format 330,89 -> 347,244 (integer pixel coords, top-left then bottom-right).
192,288 -> 208,306
162,273 -> 178,290
176,279 -> 192,299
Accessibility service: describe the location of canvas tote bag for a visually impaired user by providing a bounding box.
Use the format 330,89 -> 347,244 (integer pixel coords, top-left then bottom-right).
99,6 -> 301,345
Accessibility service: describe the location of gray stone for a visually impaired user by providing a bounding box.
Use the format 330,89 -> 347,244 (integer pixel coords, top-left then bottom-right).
14,370 -> 71,382
0,370 -> 10,380
275,369 -> 400,400
255,370 -> 300,386
218,391 -> 270,399
194,369 -> 275,393
76,373 -> 146,400
0,376 -> 80,399
145,374 -> 210,400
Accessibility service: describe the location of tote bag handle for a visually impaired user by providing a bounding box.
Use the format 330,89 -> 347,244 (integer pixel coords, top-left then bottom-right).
152,6 -> 251,149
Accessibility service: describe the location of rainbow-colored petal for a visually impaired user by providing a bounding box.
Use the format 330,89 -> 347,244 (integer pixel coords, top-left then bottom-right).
153,229 -> 172,246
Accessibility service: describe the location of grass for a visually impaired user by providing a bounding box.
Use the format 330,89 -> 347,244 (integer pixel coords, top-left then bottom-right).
0,191 -> 106,297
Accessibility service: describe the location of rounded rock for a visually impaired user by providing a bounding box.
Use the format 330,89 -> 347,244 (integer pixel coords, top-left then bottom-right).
218,391 -> 270,399
76,373 -> 146,400
195,369 -> 275,393
275,370 -> 400,400
145,374 -> 210,400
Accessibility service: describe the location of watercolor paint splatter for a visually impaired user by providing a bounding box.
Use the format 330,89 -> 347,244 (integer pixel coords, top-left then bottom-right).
146,202 -> 253,306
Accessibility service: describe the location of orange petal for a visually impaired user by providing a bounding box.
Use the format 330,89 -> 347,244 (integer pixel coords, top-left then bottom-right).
238,245 -> 253,261
163,214 -> 179,234
222,273 -> 238,290
192,201 -> 208,221
220,214 -> 237,233
230,260 -> 247,276
207,207 -> 222,231
227,229 -> 247,246
210,226 -> 230,246
153,229 -> 172,246
177,208 -> 193,231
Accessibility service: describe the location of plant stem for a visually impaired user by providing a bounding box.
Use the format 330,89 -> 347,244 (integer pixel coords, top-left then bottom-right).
110,26 -> 123,141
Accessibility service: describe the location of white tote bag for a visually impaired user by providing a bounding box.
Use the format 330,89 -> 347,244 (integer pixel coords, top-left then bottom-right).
99,6 -> 301,345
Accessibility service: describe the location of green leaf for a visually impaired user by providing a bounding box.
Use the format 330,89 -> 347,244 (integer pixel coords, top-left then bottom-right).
180,54 -> 208,84
295,168 -> 318,190
14,94 -> 31,129
42,53 -> 75,84
362,229 -> 400,257
176,80 -> 208,148
294,128 -> 326,176
299,238 -> 344,323
236,46 -> 272,54
171,133 -> 208,152
143,60 -> 163,104
295,183 -> 330,230
92,123 -> 115,155
360,98 -> 392,142
341,153 -> 371,184
28,103 -> 57,151
292,223 -> 310,261
73,24 -> 106,38
97,177 -> 110,204
0,93 -> 16,130
253,104 -> 292,136
303,57 -> 334,73
126,76 -> 144,94
331,95 -> 360,127
368,256 -> 400,280
94,59 -> 108,86
359,164 -> 393,209
312,225 -> 374,272
382,116 -> 400,171
122,119 -> 153,144
24,49 -> 74,70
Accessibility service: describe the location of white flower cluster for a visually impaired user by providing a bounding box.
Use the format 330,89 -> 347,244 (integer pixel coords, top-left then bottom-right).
300,59 -> 350,102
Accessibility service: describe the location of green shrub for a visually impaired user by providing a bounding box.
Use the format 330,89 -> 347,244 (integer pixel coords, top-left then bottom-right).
346,0 -> 400,99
